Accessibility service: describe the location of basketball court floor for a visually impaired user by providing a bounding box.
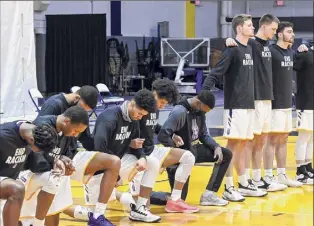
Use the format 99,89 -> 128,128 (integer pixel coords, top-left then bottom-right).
59,101 -> 313,226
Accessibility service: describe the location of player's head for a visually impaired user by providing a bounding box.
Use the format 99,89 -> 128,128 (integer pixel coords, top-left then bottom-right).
152,79 -> 180,110
276,21 -> 294,44
61,105 -> 89,137
232,14 -> 255,38
259,14 -> 280,40
29,124 -> 58,152
193,90 -> 216,113
74,85 -> 98,111
129,89 -> 156,120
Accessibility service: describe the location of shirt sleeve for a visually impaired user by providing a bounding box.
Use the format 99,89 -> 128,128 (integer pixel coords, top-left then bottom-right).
78,128 -> 94,151
129,121 -> 146,159
198,114 -> 219,150
293,51 -> 305,72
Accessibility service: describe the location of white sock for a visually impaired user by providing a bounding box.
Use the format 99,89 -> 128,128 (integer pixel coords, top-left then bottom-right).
225,177 -> 234,189
94,202 -> 107,219
74,205 -> 90,220
264,169 -> 273,177
33,218 -> 45,226
120,192 -> 135,206
171,189 -> 182,201
245,168 -> 251,179
238,174 -> 248,186
297,163 -> 302,167
277,168 -> 286,176
136,197 -> 148,209
252,169 -> 261,181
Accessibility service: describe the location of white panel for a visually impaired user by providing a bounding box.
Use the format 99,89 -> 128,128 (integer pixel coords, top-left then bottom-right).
121,1 -> 185,37
195,1 -> 219,38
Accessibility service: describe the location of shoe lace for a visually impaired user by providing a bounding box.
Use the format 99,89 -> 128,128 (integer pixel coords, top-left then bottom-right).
136,205 -> 149,216
247,179 -> 257,190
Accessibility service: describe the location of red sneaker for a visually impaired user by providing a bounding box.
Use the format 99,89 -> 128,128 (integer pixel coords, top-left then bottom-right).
165,199 -> 199,213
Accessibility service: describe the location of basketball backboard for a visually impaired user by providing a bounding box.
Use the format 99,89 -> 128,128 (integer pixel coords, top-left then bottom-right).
160,38 -> 210,67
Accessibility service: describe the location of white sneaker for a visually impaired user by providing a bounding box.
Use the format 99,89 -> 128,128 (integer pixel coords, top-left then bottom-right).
238,180 -> 268,197
295,174 -> 314,185
261,176 -> 288,192
222,185 -> 245,202
200,192 -> 229,206
277,174 -> 303,187
129,204 -> 161,223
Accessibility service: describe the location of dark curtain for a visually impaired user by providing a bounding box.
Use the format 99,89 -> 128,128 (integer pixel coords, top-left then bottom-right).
45,14 -> 107,93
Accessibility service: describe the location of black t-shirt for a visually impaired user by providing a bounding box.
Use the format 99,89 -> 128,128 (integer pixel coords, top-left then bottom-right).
249,37 -> 273,100
202,40 -> 254,109
139,111 -> 161,155
0,121 -> 32,179
294,48 -> 314,110
270,44 -> 294,109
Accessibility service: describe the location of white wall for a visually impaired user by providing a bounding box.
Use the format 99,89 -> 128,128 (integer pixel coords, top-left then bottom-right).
121,1 -> 185,37
195,1 -> 219,38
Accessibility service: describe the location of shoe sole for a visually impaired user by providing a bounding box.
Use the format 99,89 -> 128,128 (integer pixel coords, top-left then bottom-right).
222,195 -> 245,202
129,216 -> 161,223
200,202 -> 228,206
240,192 -> 268,197
165,207 -> 199,214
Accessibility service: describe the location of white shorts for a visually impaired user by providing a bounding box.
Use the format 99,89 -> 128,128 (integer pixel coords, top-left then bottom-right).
0,177 -> 8,183
71,151 -> 98,184
129,145 -> 171,196
19,171 -> 72,218
253,100 -> 272,135
270,109 -> 293,133
296,110 -> 313,132
223,109 -> 255,140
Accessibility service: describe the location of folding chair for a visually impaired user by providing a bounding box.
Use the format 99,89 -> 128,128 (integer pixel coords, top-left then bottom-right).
28,88 -> 45,113
96,83 -> 124,108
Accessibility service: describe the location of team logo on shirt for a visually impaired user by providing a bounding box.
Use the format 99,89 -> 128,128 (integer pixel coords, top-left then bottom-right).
5,148 -> 27,168
281,56 -> 293,69
243,54 -> 253,66
191,119 -> 199,141
49,147 -> 61,159
115,126 -> 131,142
146,113 -> 157,127
262,47 -> 271,59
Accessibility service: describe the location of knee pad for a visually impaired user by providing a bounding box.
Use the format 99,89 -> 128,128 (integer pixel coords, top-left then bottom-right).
141,156 -> 160,188
175,151 -> 195,183
42,174 -> 62,195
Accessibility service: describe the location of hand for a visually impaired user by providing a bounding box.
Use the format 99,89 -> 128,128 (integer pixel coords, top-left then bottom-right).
130,138 -> 145,149
52,159 -> 65,176
214,146 -> 223,164
172,134 -> 184,147
136,158 -> 147,171
226,38 -> 238,47
298,44 -> 309,52
59,155 -> 75,176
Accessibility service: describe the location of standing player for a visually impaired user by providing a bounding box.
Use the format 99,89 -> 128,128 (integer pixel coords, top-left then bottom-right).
263,22 -> 302,187
202,14 -> 267,201
294,44 -> 313,183
157,90 -> 233,206
0,121 -> 58,226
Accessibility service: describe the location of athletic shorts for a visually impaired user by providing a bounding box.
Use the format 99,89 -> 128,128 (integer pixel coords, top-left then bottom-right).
223,109 -> 255,140
296,110 -> 313,132
71,151 -> 98,184
270,109 -> 293,133
253,100 -> 272,135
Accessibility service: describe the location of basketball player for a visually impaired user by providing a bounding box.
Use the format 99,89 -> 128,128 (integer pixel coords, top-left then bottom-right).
18,106 -> 88,226
158,90 -> 233,205
128,79 -> 198,212
263,22 -> 302,187
0,121 -> 58,226
37,86 -> 121,226
294,44 -> 313,183
85,89 -> 162,223
202,14 -> 267,201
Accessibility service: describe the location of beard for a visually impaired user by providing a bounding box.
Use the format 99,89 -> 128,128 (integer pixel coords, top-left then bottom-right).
283,35 -> 294,44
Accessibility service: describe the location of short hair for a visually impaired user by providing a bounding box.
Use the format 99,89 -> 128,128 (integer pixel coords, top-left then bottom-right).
63,106 -> 89,126
32,124 -> 58,152
76,85 -> 98,109
152,79 -> 180,104
133,89 -> 156,113
197,90 -> 216,109
259,14 -> 280,28
232,14 -> 252,34
275,21 -> 293,39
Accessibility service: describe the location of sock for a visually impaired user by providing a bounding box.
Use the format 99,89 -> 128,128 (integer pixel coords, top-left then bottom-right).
171,189 -> 182,201
252,169 -> 261,181
33,218 -> 45,226
94,202 -> 107,219
225,177 -> 234,189
245,168 -> 251,179
238,174 -> 248,186
277,168 -> 286,176
74,205 -> 90,220
136,197 -> 148,209
264,169 -> 273,177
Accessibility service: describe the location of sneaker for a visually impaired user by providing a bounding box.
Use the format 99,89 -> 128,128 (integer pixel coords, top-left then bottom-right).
88,213 -> 115,226
222,185 -> 245,202
238,180 -> 268,197
129,204 -> 161,223
165,198 -> 199,213
295,174 -> 314,185
253,176 -> 287,192
277,174 -> 303,187
200,191 -> 228,206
